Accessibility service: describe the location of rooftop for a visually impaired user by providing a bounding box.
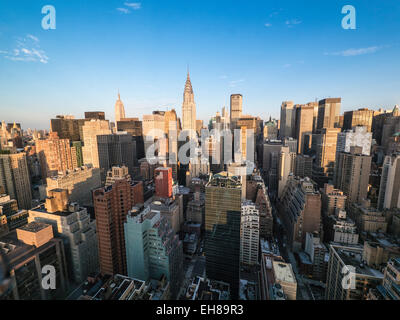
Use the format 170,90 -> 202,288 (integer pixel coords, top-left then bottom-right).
272,261 -> 296,284
18,222 -> 49,233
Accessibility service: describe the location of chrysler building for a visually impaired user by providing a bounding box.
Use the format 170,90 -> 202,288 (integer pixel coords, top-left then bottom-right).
182,71 -> 197,139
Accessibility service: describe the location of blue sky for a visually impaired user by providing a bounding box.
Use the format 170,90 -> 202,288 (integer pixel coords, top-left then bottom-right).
0,0 -> 400,129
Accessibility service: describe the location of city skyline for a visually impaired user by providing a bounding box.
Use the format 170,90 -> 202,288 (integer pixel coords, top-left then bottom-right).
1,0 -> 400,129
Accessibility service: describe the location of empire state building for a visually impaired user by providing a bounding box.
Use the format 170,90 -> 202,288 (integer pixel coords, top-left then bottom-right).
115,92 -> 126,123
182,71 -> 197,139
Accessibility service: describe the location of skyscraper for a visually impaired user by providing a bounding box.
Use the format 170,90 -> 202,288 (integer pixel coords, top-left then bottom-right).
182,71 -> 197,139
278,177 -> 322,251
343,108 -> 375,132
334,146 -> 372,205
82,119 -> 112,168
312,128 -> 341,186
93,172 -> 144,275
115,93 -> 126,124
45,165 -> 101,207
280,101 -> 295,138
50,115 -> 87,142
316,98 -> 341,132
36,132 -> 77,178
295,104 -> 315,154
96,132 -> 136,180
240,200 -> 260,266
230,94 -> 243,123
0,153 -> 32,209
378,154 -> 400,210
155,167 -> 173,198
205,172 -> 241,299
124,205 -> 183,298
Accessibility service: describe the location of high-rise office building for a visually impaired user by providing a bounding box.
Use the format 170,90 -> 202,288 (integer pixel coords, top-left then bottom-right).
28,189 -> 99,283
36,132 -> 77,178
278,177 -> 322,251
81,119 -> 112,168
124,205 -> 183,298
115,93 -> 126,124
372,106 -> 400,146
378,154 -> 400,210
46,165 -> 101,207
295,103 -> 315,154
116,117 -> 145,160
278,148 -> 296,199
97,132 -> 136,180
230,94 -> 243,123
334,146 -> 372,204
93,173 -> 144,275
50,115 -> 87,142
240,200 -> 260,266
343,108 -> 374,132
316,98 -> 341,132
0,153 -> 32,209
312,128 -> 341,186
254,186 -> 273,239
182,72 -> 197,139
142,113 -> 167,157
155,167 -> 173,198
262,140 -> 291,198
295,155 -> 313,179
84,111 -> 105,120
280,101 -> 295,139
205,172 -> 242,299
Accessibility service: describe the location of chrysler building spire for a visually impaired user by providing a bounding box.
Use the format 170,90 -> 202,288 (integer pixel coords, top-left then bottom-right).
182,70 -> 196,139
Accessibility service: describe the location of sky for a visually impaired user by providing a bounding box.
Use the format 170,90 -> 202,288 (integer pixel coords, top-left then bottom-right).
0,0 -> 400,130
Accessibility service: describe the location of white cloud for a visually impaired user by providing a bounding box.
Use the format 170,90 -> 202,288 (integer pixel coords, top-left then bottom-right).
117,7 -> 130,14
283,63 -> 292,68
0,34 -> 49,64
229,79 -> 245,88
27,34 -> 39,42
325,46 -> 381,57
264,23 -> 272,28
286,19 -> 302,27
124,2 -> 141,10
